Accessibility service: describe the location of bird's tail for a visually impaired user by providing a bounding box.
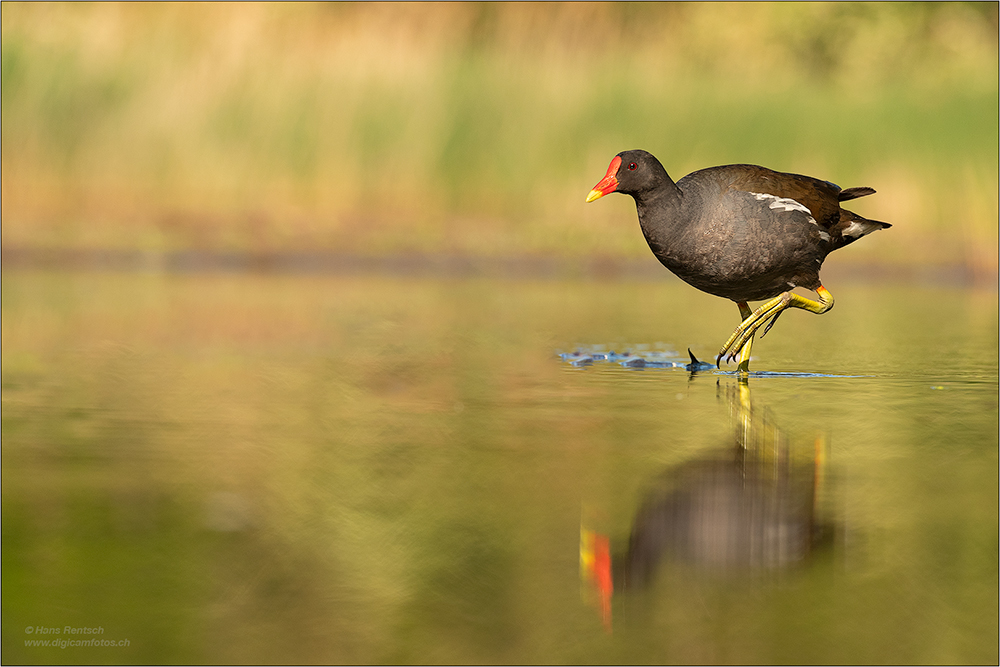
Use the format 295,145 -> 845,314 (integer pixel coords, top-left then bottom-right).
838,186 -> 876,201
835,210 -> 891,247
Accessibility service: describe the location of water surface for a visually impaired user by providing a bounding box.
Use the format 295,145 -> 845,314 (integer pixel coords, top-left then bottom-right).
2,270 -> 997,664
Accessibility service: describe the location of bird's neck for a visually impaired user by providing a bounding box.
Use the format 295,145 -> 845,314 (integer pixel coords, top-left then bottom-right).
632,177 -> 687,266
634,178 -> 684,233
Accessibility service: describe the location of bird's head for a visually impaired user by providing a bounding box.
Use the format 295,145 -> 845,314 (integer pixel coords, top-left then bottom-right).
586,150 -> 668,202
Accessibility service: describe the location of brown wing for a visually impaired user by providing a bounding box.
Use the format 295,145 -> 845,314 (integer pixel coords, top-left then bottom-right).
721,165 -> 888,244
680,164 -> 891,249
723,165 -> 846,231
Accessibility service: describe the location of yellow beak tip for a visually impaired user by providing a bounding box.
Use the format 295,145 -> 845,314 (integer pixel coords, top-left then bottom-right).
585,189 -> 604,204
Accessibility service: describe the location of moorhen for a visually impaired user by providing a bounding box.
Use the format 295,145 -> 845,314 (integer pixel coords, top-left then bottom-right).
586,150 -> 891,371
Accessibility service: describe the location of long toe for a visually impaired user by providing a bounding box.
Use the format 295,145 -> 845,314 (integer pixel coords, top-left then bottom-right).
718,298 -> 790,364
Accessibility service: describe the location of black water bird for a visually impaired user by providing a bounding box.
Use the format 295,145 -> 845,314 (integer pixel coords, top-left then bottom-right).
587,150 -> 890,370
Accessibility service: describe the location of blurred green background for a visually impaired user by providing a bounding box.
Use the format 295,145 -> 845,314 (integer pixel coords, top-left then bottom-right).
2,2 -> 998,276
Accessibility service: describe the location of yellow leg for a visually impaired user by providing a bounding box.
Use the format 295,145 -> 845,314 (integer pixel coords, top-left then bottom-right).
717,286 -> 835,367
735,301 -> 754,374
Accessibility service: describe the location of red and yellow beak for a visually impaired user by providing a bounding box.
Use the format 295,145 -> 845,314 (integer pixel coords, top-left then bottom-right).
585,155 -> 621,203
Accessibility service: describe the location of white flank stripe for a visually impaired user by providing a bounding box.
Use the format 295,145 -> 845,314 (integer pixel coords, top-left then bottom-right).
749,192 -> 813,215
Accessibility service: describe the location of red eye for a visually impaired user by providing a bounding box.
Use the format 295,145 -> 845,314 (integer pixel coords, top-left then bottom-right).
628,162 -> 638,171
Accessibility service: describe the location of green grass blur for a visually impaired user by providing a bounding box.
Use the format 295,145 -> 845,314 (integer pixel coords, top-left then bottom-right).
2,2 -> 997,272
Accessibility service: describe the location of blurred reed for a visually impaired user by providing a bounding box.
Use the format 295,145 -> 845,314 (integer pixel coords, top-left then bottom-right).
1,2 -> 997,273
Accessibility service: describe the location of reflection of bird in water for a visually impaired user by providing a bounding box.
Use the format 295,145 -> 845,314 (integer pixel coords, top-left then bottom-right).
621,445 -> 824,588
580,527 -> 613,633
622,382 -> 832,589
581,381 -> 833,629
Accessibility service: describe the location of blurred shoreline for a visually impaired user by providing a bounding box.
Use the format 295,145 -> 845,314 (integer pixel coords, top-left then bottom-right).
3,245 -> 994,289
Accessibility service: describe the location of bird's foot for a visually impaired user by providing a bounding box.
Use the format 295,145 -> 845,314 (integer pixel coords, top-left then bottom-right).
716,293 -> 793,367
715,287 -> 835,368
